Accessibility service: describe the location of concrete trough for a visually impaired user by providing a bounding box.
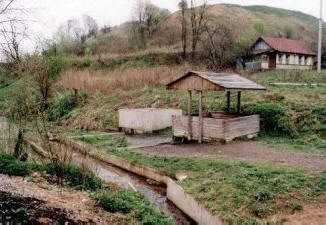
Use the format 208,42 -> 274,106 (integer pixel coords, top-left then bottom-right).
119,108 -> 182,134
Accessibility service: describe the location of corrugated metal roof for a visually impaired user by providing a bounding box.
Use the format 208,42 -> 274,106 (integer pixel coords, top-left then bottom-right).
260,36 -> 316,55
167,71 -> 266,91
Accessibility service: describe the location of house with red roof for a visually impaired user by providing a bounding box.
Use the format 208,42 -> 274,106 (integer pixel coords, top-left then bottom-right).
245,36 -> 316,70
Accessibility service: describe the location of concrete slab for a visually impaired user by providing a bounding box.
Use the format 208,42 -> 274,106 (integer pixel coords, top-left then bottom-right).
119,108 -> 182,133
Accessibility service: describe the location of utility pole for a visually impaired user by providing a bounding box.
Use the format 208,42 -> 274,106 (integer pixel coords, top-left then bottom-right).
318,0 -> 323,73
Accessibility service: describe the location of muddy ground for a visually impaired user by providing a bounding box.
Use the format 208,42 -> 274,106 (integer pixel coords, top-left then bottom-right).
0,191 -> 76,224
134,140 -> 326,171
0,174 -> 132,225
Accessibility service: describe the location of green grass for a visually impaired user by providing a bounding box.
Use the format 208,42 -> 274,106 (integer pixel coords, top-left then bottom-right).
256,133 -> 326,153
240,5 -> 318,28
0,153 -> 40,176
0,80 -> 19,111
99,190 -> 174,225
71,138 -> 326,223
44,163 -> 103,191
0,152 -> 173,224
76,135 -> 127,149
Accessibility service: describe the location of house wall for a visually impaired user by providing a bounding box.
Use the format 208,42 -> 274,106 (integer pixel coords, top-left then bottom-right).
253,40 -> 271,51
250,39 -> 315,70
275,53 -> 314,70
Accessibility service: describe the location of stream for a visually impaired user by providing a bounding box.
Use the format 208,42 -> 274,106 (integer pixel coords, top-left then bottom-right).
72,151 -> 195,225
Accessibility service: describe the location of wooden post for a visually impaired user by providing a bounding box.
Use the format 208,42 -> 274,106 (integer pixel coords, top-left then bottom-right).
187,90 -> 192,140
198,91 -> 203,144
237,91 -> 242,114
226,91 -> 231,113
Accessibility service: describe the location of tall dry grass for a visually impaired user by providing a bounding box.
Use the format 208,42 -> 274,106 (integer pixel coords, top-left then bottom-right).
60,66 -> 186,94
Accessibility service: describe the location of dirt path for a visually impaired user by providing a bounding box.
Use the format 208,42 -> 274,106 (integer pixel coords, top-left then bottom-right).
270,199 -> 326,225
0,174 -> 131,225
134,141 -> 326,171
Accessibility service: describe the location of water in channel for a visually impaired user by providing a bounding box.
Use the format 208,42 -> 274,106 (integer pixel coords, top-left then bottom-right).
72,151 -> 196,225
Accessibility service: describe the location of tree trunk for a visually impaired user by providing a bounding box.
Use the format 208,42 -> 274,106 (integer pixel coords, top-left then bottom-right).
14,129 -> 24,158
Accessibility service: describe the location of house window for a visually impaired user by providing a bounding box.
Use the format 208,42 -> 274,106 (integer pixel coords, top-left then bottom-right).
276,54 -> 279,64
262,55 -> 268,62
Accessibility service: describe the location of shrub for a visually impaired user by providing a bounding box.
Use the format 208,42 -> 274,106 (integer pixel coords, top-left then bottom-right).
291,104 -> 326,132
45,163 -> 102,191
0,153 -> 39,176
99,190 -> 173,225
44,162 -> 69,183
243,103 -> 295,136
99,190 -> 136,213
45,55 -> 67,78
47,92 -> 77,121
66,165 -> 102,191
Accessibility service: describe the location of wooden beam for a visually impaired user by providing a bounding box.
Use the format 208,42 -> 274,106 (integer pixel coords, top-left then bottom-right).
226,91 -> 231,113
237,91 -> 242,114
187,90 -> 192,140
198,91 -> 203,144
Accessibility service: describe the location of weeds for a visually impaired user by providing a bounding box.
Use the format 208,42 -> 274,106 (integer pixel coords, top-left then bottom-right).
0,153 -> 40,176
243,103 -> 295,136
99,190 -> 174,225
76,135 -> 127,148
60,65 -> 185,93
47,91 -> 78,121
72,141 -> 326,223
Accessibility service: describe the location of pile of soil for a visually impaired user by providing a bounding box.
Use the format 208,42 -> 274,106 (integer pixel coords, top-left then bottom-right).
0,191 -> 91,224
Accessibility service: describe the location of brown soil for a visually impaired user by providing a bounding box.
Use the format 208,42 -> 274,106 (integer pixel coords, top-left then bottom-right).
0,174 -> 132,225
134,141 -> 326,171
269,201 -> 326,225
0,191 -> 76,224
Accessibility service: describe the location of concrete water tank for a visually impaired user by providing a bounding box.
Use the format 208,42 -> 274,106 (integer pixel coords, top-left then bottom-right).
119,108 -> 182,133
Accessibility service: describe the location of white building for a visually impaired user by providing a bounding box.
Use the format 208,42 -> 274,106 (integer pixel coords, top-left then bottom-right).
246,36 -> 316,70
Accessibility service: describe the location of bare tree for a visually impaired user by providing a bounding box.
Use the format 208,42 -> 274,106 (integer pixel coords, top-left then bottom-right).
179,0 -> 188,59
144,4 -> 170,39
0,21 -> 27,62
0,0 -> 25,24
133,0 -> 147,48
201,23 -> 234,71
190,0 -> 207,59
8,78 -> 34,159
0,0 -> 28,62
23,55 -> 65,112
132,0 -> 170,49
81,14 -> 99,42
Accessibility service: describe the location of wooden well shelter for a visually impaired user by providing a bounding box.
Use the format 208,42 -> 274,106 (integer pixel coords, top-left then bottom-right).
167,71 -> 266,143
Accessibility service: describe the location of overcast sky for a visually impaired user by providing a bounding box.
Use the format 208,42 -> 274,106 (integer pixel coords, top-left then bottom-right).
25,0 -> 324,51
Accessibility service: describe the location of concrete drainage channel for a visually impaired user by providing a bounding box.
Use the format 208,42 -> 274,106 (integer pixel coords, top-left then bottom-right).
27,138 -> 223,225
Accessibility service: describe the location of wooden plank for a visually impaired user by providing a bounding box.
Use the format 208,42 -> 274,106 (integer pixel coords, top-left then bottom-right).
237,92 -> 241,114
188,90 -> 192,140
169,75 -> 223,91
172,115 -> 260,141
198,91 -> 203,143
227,91 -> 231,113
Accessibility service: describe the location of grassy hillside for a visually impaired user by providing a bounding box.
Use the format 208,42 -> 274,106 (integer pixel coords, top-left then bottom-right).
204,4 -> 317,43
230,4 -> 318,29
90,4 -> 319,57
